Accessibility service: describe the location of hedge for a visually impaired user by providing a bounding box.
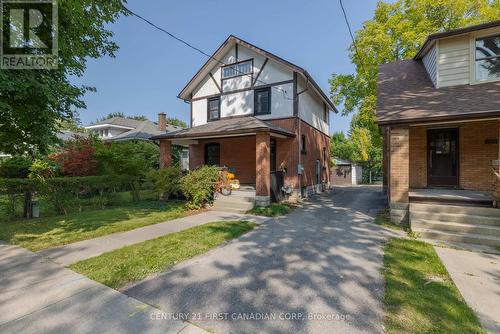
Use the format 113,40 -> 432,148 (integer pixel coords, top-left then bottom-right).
0,175 -> 136,217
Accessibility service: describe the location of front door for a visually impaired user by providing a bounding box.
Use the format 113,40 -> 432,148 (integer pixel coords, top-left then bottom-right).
427,128 -> 459,187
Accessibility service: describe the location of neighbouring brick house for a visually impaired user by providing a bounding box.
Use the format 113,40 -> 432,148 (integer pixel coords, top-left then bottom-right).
153,35 -> 335,206
377,21 -> 500,223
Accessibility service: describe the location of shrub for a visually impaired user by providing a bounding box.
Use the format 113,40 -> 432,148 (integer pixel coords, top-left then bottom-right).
49,137 -> 97,176
39,175 -> 130,214
180,165 -> 219,209
28,159 -> 55,180
147,167 -> 182,200
0,178 -> 38,218
0,156 -> 32,178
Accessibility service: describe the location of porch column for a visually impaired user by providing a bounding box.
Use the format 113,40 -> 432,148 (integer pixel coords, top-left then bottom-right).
159,140 -> 172,168
389,126 -> 409,225
382,126 -> 389,194
255,132 -> 271,207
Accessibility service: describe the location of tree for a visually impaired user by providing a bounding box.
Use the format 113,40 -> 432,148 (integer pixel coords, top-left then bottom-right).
330,132 -> 354,161
0,1 -> 127,156
49,137 -> 98,176
329,0 -> 500,179
167,117 -> 188,128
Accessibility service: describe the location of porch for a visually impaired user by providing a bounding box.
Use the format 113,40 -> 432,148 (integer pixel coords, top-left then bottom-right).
153,117 -> 298,207
383,119 -> 500,223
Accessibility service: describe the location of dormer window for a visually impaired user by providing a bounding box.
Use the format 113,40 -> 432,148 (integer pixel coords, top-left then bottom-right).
222,60 -> 252,79
475,34 -> 500,82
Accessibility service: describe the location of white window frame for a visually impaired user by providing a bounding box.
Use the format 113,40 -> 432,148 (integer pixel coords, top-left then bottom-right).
470,28 -> 500,85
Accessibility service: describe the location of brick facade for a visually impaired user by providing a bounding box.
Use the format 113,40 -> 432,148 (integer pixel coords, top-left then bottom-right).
409,127 -> 427,188
389,127 -> 410,204
162,116 -> 331,202
407,120 -> 499,191
255,132 -> 271,199
298,120 -> 331,191
189,136 -> 256,184
159,140 -> 172,168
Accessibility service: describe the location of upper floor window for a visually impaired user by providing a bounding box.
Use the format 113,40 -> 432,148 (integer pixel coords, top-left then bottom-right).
475,34 -> 500,82
254,87 -> 271,115
207,97 -> 220,121
222,60 -> 252,79
301,135 -> 306,154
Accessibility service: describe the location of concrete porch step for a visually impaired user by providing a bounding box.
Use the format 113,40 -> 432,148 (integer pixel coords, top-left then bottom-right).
413,228 -> 500,247
213,200 -> 254,210
410,203 -> 500,218
410,211 -> 500,226
412,219 -> 500,237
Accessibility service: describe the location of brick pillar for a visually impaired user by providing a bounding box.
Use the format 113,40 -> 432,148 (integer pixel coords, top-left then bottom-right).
389,127 -> 409,225
255,132 -> 271,207
159,140 -> 172,168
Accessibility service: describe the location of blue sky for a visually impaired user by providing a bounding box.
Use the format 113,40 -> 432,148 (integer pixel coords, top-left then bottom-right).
72,0 -> 381,134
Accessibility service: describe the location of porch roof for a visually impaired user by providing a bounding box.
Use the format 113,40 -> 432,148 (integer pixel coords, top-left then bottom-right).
151,116 -> 295,140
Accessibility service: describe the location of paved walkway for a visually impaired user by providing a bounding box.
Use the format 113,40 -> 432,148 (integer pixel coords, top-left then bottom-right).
434,246 -> 500,333
0,242 -> 209,334
124,186 -> 401,334
39,211 -> 269,266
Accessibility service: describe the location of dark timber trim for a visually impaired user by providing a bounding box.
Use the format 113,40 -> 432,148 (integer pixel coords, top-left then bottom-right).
190,79 -> 294,102
293,72 -> 298,117
252,58 -> 268,86
209,72 -> 221,93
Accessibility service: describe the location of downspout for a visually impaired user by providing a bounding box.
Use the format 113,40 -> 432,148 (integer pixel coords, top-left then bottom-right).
294,73 -> 309,197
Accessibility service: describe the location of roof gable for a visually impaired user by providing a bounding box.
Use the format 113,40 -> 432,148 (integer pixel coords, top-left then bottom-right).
178,35 -> 336,111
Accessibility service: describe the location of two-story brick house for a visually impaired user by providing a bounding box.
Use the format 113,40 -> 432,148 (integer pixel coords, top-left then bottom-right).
154,35 -> 336,206
377,21 -> 500,246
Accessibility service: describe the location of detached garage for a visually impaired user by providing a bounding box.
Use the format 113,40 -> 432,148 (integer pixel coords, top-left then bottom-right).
331,158 -> 362,186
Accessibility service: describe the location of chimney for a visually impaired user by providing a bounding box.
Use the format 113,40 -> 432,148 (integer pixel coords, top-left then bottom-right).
158,112 -> 167,131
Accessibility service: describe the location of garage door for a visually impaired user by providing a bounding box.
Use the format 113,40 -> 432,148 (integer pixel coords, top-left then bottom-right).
331,165 -> 352,185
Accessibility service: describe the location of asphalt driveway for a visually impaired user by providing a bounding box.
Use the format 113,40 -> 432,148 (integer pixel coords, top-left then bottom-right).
124,186 -> 400,334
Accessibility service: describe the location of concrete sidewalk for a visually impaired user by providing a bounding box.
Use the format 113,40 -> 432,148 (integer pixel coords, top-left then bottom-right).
39,210 -> 269,266
434,246 -> 500,333
0,242 -> 209,334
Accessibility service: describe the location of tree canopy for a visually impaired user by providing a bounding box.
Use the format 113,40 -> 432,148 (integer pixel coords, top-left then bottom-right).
330,0 -> 500,168
0,1 -> 127,156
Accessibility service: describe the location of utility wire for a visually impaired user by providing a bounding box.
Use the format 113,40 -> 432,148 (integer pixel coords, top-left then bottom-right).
339,0 -> 368,76
119,2 -> 295,100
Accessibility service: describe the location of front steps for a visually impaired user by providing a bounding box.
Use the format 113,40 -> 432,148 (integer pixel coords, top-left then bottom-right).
411,203 -> 500,247
212,187 -> 256,214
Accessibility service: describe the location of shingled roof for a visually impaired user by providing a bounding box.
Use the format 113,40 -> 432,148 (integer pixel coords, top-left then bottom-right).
151,116 -> 295,140
376,59 -> 500,125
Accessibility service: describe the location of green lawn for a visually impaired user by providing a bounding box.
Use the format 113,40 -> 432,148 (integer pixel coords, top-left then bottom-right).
247,203 -> 295,217
0,201 -> 189,251
383,238 -> 485,334
70,220 -> 256,289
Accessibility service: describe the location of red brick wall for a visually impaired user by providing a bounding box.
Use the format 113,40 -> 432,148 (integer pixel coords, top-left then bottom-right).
189,136 -> 256,184
405,120 -> 499,191
298,120 -> 331,188
460,120 -> 499,191
186,117 -> 331,190
267,118 -> 299,188
256,132 -> 270,196
409,127 -> 427,188
390,127 -> 409,203
159,140 -> 172,168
